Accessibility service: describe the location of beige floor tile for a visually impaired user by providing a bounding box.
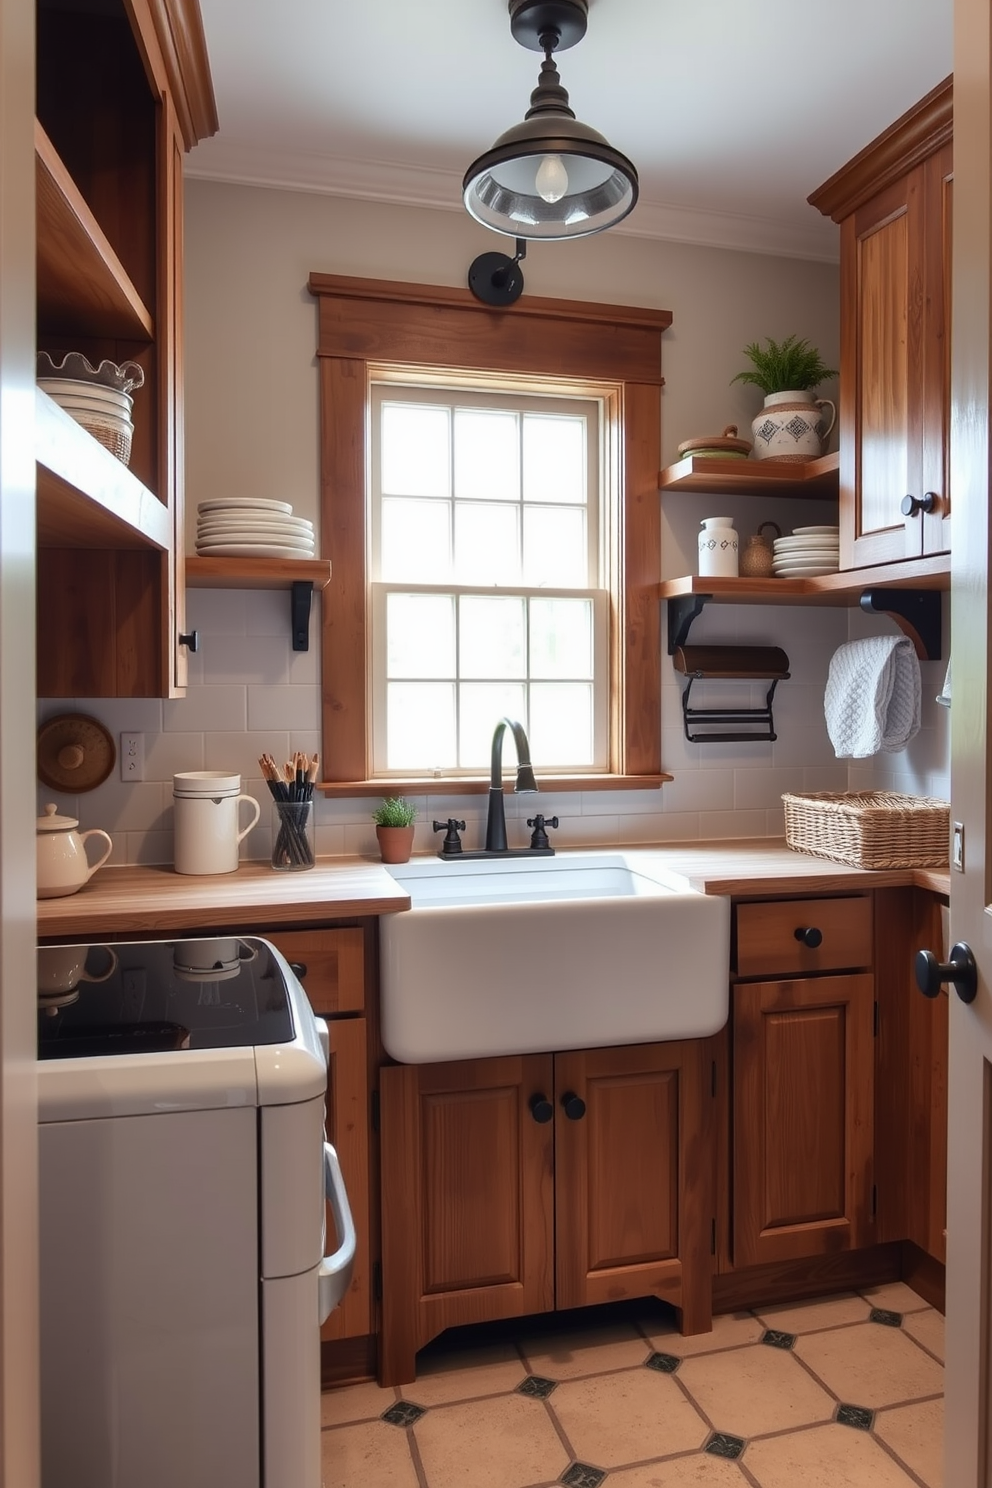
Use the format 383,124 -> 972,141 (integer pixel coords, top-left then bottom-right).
754,1292 -> 872,1334
677,1342 -> 834,1437
875,1396 -> 944,1488
320,1418 -> 420,1488
860,1281 -> 932,1314
746,1422 -> 920,1487
610,1454 -> 747,1486
404,1341 -> 526,1406
520,1319 -> 650,1378
643,1310 -> 765,1357
320,1379 -> 397,1426
903,1308 -> 946,1364
412,1392 -> 570,1488
795,1321 -> 944,1409
550,1366 -> 709,1466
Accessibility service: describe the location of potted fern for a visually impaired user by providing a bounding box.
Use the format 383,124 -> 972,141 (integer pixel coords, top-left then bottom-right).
372,797 -> 417,864
731,335 -> 838,463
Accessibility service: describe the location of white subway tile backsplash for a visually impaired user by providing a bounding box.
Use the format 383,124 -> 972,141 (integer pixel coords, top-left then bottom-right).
662,770 -> 735,814
699,809 -> 769,839
186,587 -> 247,634
247,685 -> 319,732
734,766 -> 805,811
144,731 -> 205,779
164,685 -> 247,734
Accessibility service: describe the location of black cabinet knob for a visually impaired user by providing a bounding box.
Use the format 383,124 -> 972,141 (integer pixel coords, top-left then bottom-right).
178,630 -> 200,652
900,492 -> 937,517
289,962 -> 308,980
560,1091 -> 586,1121
794,926 -> 823,948
529,1094 -> 553,1124
915,942 -> 978,1004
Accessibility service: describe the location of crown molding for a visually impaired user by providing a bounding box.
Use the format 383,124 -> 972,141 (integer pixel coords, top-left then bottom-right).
185,141 -> 840,263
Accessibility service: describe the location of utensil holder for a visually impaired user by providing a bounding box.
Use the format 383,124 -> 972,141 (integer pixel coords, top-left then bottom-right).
272,799 -> 315,871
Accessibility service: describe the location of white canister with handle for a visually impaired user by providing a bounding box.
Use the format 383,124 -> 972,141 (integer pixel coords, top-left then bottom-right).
173,771 -> 260,875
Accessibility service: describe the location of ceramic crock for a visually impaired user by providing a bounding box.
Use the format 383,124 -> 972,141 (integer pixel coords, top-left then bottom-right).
697,516 -> 739,578
173,771 -> 261,876
36,803 -> 113,898
751,391 -> 837,462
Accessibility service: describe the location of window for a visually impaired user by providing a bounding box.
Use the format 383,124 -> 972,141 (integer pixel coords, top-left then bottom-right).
370,381 -> 608,775
309,274 -> 671,794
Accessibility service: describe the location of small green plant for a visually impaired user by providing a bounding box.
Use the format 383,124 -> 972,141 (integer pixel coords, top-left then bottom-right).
731,335 -> 838,396
372,796 -> 417,828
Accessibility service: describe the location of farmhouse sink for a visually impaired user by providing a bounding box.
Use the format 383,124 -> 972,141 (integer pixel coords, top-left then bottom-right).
379,851 -> 730,1063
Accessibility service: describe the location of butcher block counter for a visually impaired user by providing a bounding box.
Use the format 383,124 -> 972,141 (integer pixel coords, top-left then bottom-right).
36,840 -> 950,940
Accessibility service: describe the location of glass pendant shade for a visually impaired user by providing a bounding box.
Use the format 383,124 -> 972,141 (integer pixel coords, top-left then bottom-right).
463,51 -> 638,241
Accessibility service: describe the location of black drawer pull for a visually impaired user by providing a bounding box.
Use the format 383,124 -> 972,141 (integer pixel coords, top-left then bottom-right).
794,926 -> 823,948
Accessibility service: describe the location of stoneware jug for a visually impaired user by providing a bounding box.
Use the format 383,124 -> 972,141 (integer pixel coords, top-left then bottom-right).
697,516 -> 739,578
173,771 -> 261,876
36,803 -> 113,898
739,521 -> 782,577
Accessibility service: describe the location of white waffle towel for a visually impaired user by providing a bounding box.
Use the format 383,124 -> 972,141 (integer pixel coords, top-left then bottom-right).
824,636 -> 922,758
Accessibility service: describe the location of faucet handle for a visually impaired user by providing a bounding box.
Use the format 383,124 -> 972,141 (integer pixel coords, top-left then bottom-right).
526,814 -> 559,851
433,818 -> 466,856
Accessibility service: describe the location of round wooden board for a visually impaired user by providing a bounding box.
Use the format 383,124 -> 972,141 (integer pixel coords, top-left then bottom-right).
38,713 -> 116,793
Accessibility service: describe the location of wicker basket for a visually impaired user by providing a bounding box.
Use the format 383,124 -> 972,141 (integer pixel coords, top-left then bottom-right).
782,790 -> 949,869
75,413 -> 132,467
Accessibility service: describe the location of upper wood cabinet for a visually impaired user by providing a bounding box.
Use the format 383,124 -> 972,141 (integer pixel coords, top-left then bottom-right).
35,0 -> 217,698
810,78 -> 952,572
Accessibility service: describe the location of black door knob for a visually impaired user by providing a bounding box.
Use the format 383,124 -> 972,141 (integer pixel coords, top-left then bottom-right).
900,492 -> 937,517
560,1091 -> 586,1120
915,942 -> 978,1004
794,926 -> 823,948
289,962 -> 308,980
529,1094 -> 553,1124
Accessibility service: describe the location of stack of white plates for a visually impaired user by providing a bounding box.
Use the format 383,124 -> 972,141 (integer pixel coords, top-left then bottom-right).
38,376 -> 134,463
772,525 -> 840,578
195,499 -> 316,559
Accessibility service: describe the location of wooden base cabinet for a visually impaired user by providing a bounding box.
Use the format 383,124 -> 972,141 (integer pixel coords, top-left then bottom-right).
379,1040 -> 713,1386
732,973 -> 875,1268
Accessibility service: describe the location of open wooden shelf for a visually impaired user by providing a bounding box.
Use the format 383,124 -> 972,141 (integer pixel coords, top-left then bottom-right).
657,554 -> 950,606
185,556 -> 332,590
35,120 -> 154,342
658,450 -> 839,497
36,388 -> 169,550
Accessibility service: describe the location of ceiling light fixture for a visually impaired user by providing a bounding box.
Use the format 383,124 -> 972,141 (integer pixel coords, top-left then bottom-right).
463,0 -> 638,246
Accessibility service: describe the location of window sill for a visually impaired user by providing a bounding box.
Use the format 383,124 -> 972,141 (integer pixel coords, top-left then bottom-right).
318,774 -> 672,798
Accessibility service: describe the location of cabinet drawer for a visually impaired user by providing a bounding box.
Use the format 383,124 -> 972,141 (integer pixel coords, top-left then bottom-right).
734,897 -> 872,978
262,927 -> 365,1014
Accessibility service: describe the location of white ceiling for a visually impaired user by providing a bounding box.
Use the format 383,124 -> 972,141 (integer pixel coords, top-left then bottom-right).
187,0 -> 954,263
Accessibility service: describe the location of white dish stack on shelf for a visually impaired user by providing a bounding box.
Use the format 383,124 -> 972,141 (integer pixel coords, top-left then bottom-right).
195,498 -> 316,560
772,525 -> 840,578
37,351 -> 144,467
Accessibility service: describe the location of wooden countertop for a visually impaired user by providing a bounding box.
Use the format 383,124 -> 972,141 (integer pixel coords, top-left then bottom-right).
35,840 -> 951,940
36,858 -> 411,938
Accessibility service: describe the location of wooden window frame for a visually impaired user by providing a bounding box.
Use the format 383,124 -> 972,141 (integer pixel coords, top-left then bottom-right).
308,272 -> 672,795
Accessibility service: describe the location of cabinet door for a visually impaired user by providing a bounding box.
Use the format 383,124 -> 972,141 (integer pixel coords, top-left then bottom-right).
321,1017 -> 371,1343
920,142 -> 952,559
554,1042 -> 712,1333
733,974 -> 874,1267
841,165 -> 929,567
379,1055 -> 554,1386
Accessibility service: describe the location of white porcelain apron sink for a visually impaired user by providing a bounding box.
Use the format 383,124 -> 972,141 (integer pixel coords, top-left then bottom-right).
379,851 -> 730,1063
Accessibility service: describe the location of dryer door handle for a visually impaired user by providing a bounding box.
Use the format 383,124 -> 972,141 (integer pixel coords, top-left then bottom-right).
318,1142 -> 356,1324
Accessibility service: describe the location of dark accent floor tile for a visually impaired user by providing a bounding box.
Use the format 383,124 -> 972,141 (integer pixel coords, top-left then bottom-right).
836,1403 -> 875,1431
381,1401 -> 426,1428
869,1307 -> 903,1328
706,1432 -> 746,1460
561,1464 -> 606,1488
645,1350 -> 681,1374
761,1328 -> 796,1350
517,1374 -> 558,1399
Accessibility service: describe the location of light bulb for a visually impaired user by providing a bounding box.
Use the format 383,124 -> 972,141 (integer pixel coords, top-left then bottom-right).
535,154 -> 568,204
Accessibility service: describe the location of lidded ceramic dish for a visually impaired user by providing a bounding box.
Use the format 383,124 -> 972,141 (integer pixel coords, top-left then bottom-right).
677,424 -> 753,461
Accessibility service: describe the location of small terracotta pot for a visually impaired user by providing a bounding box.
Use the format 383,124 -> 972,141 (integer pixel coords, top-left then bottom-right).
376,824 -> 415,864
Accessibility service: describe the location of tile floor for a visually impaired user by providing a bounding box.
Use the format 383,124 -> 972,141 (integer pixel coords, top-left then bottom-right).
320,1283 -> 944,1488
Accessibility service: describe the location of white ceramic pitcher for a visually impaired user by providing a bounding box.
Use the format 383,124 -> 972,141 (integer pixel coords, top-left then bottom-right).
173,771 -> 260,875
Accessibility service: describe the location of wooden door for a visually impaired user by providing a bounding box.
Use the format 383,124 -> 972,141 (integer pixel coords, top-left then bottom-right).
321,1018 -> 371,1344
841,163 -> 928,568
733,974 -> 874,1267
922,142 -> 953,559
554,1041 -> 713,1333
379,1055 -> 554,1386
944,3 -> 992,1476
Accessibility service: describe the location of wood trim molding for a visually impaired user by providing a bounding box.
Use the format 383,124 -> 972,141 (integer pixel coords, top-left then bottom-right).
809,76 -> 952,224
142,0 -> 219,148
312,275 -> 669,787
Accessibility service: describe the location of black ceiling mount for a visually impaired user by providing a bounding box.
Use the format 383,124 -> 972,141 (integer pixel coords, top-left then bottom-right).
468,239 -> 527,306
509,0 -> 588,52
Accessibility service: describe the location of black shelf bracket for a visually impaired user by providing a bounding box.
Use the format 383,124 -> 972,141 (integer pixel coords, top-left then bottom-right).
860,588 -> 942,660
667,593 -> 711,653
291,580 -> 314,651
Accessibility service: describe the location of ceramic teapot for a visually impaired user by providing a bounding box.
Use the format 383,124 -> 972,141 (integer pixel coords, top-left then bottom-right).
36,803 -> 113,898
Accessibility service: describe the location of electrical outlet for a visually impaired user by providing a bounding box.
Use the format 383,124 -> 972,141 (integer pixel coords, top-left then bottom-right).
120,732 -> 145,782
